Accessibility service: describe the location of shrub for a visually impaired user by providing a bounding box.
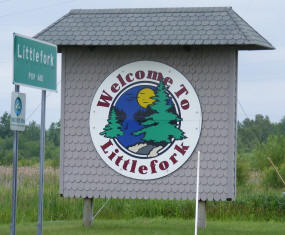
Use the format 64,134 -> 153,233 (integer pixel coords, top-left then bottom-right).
252,135 -> 285,171
237,156 -> 250,185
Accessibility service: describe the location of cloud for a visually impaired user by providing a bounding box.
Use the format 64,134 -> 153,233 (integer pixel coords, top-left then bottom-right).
0,0 -> 284,125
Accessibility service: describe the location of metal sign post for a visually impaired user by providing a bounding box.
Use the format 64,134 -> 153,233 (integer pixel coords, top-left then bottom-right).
10,85 -> 19,235
194,151 -> 201,235
37,90 -> 46,235
11,33 -> 57,235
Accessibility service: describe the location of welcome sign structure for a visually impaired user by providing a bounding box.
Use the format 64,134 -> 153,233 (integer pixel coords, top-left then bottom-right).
35,7 -> 273,202
90,61 -> 202,180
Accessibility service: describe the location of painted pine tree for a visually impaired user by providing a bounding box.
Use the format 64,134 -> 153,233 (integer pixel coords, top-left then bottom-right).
100,107 -> 123,138
133,81 -> 186,143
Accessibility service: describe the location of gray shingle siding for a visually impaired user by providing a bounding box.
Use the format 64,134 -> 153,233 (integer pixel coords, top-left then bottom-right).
35,7 -> 273,49
60,46 -> 237,200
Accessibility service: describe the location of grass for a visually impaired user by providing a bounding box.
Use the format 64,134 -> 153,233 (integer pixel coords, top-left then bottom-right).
0,218 -> 285,235
1,166 -> 285,224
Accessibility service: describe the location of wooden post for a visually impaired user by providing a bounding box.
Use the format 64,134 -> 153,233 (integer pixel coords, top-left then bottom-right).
83,198 -> 93,227
198,200 -> 206,228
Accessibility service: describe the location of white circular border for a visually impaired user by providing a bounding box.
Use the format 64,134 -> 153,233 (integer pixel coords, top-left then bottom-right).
90,61 -> 202,180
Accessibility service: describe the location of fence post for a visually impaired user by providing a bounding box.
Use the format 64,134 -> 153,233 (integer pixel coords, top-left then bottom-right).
83,198 -> 93,227
198,200 -> 206,228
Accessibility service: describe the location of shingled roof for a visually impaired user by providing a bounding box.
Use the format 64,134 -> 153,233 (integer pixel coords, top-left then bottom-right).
35,7 -> 273,50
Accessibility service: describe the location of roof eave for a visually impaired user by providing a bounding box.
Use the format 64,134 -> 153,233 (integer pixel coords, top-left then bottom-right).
240,45 -> 275,50
53,43 -> 275,51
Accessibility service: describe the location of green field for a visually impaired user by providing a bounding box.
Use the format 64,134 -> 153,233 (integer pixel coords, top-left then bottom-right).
1,113 -> 285,234
1,166 -> 285,224
1,218 -> 285,235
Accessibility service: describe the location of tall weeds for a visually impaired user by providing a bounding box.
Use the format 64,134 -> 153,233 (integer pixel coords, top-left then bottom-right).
0,166 -> 284,224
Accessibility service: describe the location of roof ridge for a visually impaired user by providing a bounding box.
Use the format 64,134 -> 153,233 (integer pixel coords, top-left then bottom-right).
69,7 -> 232,15
226,9 -> 248,42
228,8 -> 274,49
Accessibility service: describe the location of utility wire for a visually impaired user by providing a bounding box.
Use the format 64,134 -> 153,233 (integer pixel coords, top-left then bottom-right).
0,0 -> 77,18
0,0 -> 11,4
93,198 -> 111,220
238,99 -> 250,119
26,80 -> 61,122
25,51 -> 85,122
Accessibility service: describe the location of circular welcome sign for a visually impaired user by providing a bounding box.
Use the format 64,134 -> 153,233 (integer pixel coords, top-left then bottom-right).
90,61 -> 202,180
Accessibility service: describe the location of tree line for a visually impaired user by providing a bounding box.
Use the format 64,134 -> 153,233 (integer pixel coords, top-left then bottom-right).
0,111 -> 285,187
237,114 -> 285,187
0,112 -> 60,167
237,114 -> 285,153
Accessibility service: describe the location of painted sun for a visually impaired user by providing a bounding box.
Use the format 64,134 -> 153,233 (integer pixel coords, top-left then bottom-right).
137,88 -> 155,108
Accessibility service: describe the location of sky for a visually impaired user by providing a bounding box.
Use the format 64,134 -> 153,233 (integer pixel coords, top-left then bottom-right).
0,0 -> 284,127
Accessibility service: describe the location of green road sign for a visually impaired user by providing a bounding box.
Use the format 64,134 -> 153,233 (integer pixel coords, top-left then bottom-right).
13,33 -> 57,91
